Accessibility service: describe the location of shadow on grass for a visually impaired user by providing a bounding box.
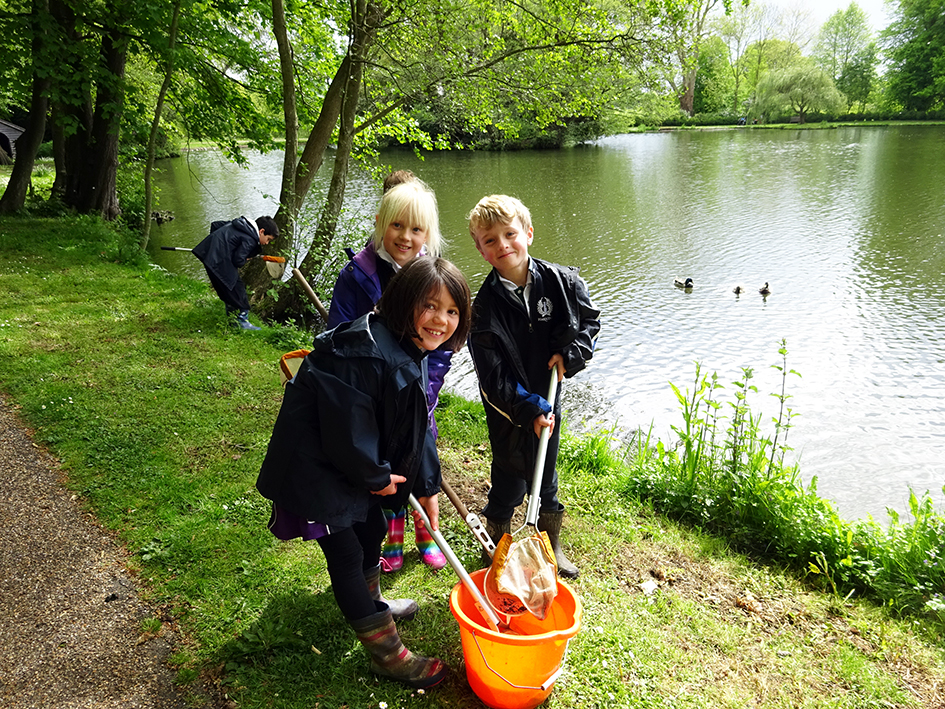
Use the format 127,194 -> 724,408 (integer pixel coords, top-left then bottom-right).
216,584 -> 492,709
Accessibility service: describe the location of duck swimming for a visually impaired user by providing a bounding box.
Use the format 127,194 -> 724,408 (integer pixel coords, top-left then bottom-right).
759,282 -> 771,295
674,277 -> 694,289
733,285 -> 743,295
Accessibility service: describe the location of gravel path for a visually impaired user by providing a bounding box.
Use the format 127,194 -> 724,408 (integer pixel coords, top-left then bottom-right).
0,394 -> 219,708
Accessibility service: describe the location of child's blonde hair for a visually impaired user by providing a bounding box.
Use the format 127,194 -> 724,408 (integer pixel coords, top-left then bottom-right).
374,180 -> 442,257
467,194 -> 532,239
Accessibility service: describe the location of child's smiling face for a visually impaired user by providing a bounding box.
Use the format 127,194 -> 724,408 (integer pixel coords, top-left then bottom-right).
472,216 -> 533,283
382,212 -> 428,267
414,284 -> 459,351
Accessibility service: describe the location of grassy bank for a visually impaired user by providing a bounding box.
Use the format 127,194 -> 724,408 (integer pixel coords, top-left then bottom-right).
1,215 -> 943,708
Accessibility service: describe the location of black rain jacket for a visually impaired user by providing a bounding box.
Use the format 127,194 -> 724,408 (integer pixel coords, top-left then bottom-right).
192,217 -> 261,290
256,314 -> 440,527
468,258 -> 601,479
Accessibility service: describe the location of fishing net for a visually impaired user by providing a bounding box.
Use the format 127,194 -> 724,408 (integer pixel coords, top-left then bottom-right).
485,530 -> 558,619
261,255 -> 286,278
278,349 -> 310,387
483,370 -> 561,620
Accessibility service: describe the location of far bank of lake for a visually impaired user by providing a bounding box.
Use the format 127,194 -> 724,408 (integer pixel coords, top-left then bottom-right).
149,125 -> 945,522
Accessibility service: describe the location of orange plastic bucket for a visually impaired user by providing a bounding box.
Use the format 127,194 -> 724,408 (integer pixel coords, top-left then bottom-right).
449,569 -> 582,709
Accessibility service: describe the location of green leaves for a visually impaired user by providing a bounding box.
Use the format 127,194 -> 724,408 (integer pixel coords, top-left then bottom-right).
882,0 -> 945,111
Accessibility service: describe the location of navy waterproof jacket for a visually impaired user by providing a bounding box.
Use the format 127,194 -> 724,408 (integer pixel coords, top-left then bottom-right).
192,217 -> 261,290
468,258 -> 601,479
256,314 -> 441,528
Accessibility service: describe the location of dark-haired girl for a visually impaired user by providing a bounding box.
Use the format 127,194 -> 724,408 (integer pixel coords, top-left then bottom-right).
256,257 -> 471,689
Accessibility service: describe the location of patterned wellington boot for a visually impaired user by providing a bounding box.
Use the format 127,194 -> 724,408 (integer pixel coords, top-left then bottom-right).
380,507 -> 406,573
364,563 -> 418,620
350,603 -> 447,689
414,519 -> 447,571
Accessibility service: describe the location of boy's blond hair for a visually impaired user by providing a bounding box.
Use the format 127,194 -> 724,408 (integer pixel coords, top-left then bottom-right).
467,194 -> 532,240
374,179 -> 442,257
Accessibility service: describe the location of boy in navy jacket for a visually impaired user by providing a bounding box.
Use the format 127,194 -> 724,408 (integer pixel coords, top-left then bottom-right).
192,215 -> 279,330
467,194 -> 600,578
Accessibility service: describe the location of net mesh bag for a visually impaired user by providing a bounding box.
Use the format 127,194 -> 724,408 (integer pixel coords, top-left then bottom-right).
486,530 -> 558,619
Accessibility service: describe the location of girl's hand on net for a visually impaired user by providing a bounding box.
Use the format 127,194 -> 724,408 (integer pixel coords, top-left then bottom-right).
373,474 -> 407,496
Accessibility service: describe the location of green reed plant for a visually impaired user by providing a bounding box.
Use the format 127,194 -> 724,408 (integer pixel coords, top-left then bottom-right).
620,342 -> 945,632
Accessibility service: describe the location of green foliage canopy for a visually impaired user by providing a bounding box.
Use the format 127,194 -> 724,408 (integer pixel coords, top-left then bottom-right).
754,60 -> 845,122
882,0 -> 945,111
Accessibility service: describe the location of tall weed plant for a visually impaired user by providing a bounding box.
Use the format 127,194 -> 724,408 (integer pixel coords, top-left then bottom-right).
618,341 -> 945,633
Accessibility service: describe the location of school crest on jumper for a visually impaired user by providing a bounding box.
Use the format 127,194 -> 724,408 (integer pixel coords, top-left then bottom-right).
536,296 -> 553,321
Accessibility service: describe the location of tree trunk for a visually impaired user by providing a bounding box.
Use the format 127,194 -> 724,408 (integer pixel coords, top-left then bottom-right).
272,0 -> 299,237
679,71 -> 696,115
288,55 -> 352,222
77,27 -> 128,220
300,39 -> 365,278
0,0 -> 50,215
244,55 -> 350,303
252,0 -> 380,321
141,2 -> 182,249
50,105 -> 67,199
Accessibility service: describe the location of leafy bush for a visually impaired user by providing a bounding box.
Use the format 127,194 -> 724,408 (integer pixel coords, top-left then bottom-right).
615,340 -> 945,629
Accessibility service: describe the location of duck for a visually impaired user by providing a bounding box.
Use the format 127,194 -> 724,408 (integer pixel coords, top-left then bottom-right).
151,210 -> 176,225
733,285 -> 743,295
759,282 -> 771,296
674,277 -> 694,289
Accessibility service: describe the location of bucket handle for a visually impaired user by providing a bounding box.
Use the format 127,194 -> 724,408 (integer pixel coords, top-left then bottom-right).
470,630 -> 567,691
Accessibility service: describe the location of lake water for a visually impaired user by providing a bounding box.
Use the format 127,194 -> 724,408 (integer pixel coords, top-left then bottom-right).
149,126 -> 945,522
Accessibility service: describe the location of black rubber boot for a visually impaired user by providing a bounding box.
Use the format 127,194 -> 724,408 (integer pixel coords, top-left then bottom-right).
350,603 -> 447,689
364,563 -> 418,621
537,508 -> 579,579
482,517 -> 511,568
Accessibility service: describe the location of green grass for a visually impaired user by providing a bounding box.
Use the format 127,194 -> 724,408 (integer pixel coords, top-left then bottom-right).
1,214 -> 943,708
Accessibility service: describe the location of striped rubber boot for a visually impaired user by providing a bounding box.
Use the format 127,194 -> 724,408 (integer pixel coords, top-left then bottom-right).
350,604 -> 447,689
380,507 -> 406,573
414,520 -> 447,571
364,563 -> 418,621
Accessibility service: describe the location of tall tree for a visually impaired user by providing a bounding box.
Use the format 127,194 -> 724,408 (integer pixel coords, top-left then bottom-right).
815,3 -> 872,81
694,35 -> 735,113
249,0 -> 689,313
715,0 -> 754,114
664,0 -> 731,116
882,0 -> 945,111
741,3 -> 802,103
814,2 -> 876,109
0,0 -> 51,214
754,60 -> 845,122
837,41 -> 878,110
140,2 -> 182,249
48,0 -> 133,220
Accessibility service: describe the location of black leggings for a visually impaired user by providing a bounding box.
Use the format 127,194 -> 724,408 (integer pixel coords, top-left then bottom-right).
316,505 -> 387,621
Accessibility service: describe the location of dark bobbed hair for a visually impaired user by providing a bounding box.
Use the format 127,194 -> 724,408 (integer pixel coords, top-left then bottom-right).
377,257 -> 471,351
255,215 -> 279,237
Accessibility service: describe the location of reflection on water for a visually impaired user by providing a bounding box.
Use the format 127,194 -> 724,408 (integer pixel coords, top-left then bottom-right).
149,126 -> 945,521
